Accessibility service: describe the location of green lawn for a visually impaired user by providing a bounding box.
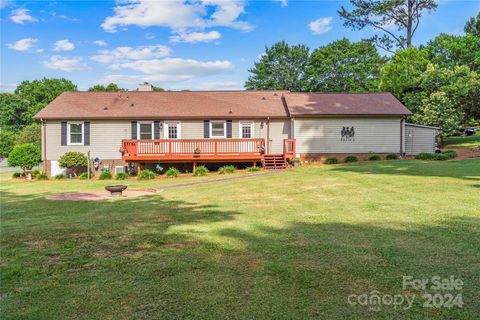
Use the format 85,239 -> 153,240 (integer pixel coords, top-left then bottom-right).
445,133 -> 480,148
1,159 -> 479,319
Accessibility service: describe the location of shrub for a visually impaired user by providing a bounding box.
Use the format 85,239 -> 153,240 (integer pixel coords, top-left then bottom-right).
78,172 -> 89,180
165,167 -> 180,178
115,172 -> 129,180
247,166 -> 261,172
386,153 -> 398,160
442,150 -> 457,159
344,155 -> 358,163
193,165 -> 209,176
99,171 -> 113,180
59,152 -> 88,174
8,143 -> 41,171
323,157 -> 338,164
36,173 -> 48,180
54,174 -> 65,180
218,165 -> 236,174
138,169 -> 156,180
368,154 -> 381,161
31,169 -> 41,177
12,172 -> 22,178
434,153 -> 450,161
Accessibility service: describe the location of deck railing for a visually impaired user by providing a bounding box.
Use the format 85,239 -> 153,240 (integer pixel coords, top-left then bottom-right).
122,139 -> 265,158
283,139 -> 296,157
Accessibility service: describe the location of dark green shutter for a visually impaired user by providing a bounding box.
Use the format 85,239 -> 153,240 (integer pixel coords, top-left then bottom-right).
154,121 -> 160,139
61,122 -> 67,145
131,121 -> 137,139
226,120 -> 232,138
204,120 -> 209,138
84,122 -> 90,146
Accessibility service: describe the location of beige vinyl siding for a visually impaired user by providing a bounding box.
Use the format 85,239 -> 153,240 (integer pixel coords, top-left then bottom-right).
294,117 -> 401,154
405,124 -> 438,155
45,120 -> 130,160
178,120 -> 203,139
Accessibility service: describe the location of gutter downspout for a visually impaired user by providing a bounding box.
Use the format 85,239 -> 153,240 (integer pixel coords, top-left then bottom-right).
42,119 -> 47,174
400,117 -> 405,157
266,117 -> 270,154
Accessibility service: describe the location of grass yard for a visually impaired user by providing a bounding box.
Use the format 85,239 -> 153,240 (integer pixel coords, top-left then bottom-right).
1,159 -> 479,319
445,133 -> 480,148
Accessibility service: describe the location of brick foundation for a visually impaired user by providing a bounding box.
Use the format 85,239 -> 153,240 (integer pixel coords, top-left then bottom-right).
299,153 -> 399,163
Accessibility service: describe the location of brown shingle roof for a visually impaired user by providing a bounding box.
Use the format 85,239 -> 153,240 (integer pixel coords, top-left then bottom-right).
33,91 -> 289,120
33,90 -> 412,120
284,92 -> 412,116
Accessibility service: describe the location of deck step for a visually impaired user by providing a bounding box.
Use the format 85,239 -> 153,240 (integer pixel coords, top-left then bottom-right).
263,154 -> 286,170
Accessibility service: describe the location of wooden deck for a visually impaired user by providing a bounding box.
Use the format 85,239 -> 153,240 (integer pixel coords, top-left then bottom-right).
121,138 -> 266,162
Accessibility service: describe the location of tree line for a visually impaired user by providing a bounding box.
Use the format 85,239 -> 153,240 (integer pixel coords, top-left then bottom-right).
246,6 -> 480,138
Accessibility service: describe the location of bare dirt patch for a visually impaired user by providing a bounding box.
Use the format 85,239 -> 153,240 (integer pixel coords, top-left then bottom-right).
47,189 -> 157,201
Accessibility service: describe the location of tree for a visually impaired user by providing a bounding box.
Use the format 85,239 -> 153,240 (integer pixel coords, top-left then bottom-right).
15,123 -> 41,147
412,92 -> 461,139
465,12 -> 480,36
59,152 -> 88,176
245,41 -> 310,91
0,130 -> 15,158
0,93 -> 31,130
8,143 -> 41,172
307,38 -> 386,92
152,85 -> 165,91
88,83 -> 123,92
379,47 -> 430,98
15,78 -> 77,123
424,33 -> 480,72
339,0 -> 438,52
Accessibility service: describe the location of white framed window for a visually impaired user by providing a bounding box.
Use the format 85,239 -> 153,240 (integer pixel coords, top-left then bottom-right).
239,121 -> 254,139
67,122 -> 84,145
210,120 -> 226,138
138,121 -> 153,140
164,121 -> 181,139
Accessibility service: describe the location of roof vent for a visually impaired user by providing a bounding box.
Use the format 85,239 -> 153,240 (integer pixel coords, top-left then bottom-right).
229,110 -> 233,114
262,97 -> 266,100
130,103 -> 134,107
273,93 -> 278,96
103,107 -> 108,110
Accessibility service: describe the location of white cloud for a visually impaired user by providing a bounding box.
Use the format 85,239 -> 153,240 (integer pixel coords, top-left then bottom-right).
275,0 -> 288,7
36,48 -> 44,53
101,0 -> 252,33
94,40 -> 108,47
10,8 -> 36,24
43,56 -> 89,72
309,17 -> 333,35
0,82 -> 17,93
91,44 -> 171,63
1,0 -> 11,10
170,31 -> 221,43
173,80 -> 243,90
7,38 -> 38,51
100,57 -> 234,84
53,39 -> 75,51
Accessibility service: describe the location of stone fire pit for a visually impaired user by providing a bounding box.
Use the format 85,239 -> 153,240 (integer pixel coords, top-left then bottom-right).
105,185 -> 128,197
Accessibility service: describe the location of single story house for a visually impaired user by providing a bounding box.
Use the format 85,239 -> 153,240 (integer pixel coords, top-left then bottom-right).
33,89 -> 438,176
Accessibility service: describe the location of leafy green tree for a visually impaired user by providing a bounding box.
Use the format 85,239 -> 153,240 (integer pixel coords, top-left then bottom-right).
0,130 -> 16,158
307,38 -> 386,92
245,41 -> 310,91
379,47 -> 430,98
15,123 -> 41,147
412,92 -> 461,139
88,83 -> 123,92
464,12 -> 480,36
424,33 -> 480,72
15,78 -> 77,123
152,85 -> 165,91
8,143 -> 41,172
339,0 -> 438,52
0,93 -> 31,130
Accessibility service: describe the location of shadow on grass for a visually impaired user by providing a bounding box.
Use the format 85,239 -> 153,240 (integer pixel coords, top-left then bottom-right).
1,188 -> 479,319
329,159 -> 480,181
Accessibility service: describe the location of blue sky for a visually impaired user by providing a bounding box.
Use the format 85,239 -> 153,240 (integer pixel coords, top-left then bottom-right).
1,0 -> 479,92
